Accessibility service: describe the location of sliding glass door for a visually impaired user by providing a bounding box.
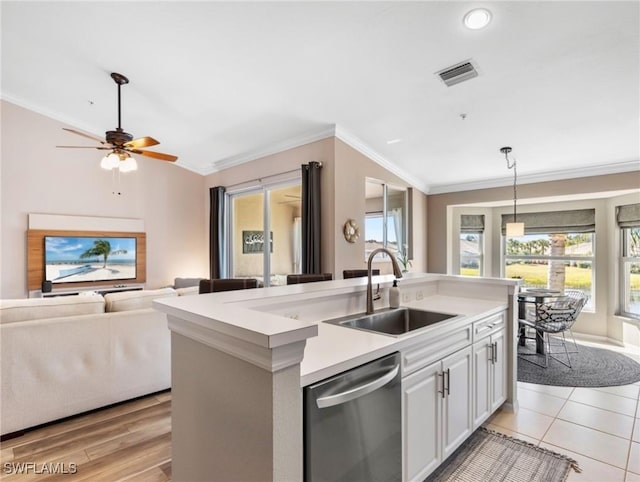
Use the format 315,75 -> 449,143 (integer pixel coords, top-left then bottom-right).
228,182 -> 301,287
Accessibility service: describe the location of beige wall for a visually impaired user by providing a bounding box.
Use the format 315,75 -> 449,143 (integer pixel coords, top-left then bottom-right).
205,138 -> 336,275
205,137 -> 428,279
430,172 -> 640,345
428,172 -> 640,274
0,100 -> 207,298
333,139 -> 427,276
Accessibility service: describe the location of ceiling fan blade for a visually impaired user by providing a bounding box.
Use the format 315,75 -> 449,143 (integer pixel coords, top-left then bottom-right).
62,127 -> 108,145
56,145 -> 112,150
128,148 -> 178,162
124,136 -> 160,149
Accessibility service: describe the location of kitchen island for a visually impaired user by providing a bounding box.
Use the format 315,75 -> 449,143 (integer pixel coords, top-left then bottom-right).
154,273 -> 520,481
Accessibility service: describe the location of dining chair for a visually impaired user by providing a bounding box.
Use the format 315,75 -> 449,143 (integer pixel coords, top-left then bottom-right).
286,273 -> 333,284
343,269 -> 380,279
518,290 -> 588,368
199,278 -> 259,293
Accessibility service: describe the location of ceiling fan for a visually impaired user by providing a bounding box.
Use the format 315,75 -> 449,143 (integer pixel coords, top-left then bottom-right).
57,72 -> 178,172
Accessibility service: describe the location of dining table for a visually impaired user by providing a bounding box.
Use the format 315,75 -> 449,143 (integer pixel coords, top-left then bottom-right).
517,288 -> 561,355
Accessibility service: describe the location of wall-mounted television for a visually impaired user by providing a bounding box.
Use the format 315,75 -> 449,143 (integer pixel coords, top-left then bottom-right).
44,236 -> 137,284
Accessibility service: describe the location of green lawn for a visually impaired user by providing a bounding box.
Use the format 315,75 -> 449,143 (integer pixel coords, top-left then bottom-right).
462,264 -> 640,289
506,264 -> 593,289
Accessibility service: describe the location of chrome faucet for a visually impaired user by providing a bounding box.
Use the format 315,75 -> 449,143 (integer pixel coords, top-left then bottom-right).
366,248 -> 403,314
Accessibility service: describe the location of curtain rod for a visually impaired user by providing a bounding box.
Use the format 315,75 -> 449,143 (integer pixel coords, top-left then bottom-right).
223,162 -> 322,190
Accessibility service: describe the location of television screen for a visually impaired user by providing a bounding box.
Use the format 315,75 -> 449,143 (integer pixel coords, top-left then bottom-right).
44,236 -> 137,284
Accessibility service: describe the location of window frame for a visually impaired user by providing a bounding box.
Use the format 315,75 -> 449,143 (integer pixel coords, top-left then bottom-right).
364,180 -> 408,261
459,232 -> 484,277
502,232 -> 596,311
619,227 -> 640,320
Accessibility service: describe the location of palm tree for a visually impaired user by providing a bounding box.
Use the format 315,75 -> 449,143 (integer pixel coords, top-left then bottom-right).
548,233 -> 566,291
80,240 -> 127,268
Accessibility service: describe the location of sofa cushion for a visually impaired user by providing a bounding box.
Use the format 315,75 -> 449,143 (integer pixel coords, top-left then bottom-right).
0,294 -> 105,324
176,286 -> 199,296
174,277 -> 206,289
105,287 -> 177,312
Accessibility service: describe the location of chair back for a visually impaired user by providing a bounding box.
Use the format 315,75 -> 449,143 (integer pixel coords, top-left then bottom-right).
536,290 -> 588,332
343,269 -> 380,279
199,278 -> 259,294
286,273 -> 333,284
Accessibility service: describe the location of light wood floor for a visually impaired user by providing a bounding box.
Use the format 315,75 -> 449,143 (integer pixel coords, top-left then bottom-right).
0,391 -> 172,481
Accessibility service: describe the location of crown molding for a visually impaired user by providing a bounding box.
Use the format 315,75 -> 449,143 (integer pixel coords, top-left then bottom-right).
427,160 -> 640,195
205,125 -> 337,175
2,93 -> 104,140
333,126 -> 430,194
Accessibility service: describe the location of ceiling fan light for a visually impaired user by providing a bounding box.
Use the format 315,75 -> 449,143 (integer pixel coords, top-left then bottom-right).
119,155 -> 138,173
100,152 -> 120,170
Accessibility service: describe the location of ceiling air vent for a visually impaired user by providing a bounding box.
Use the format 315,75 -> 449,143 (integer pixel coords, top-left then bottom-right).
436,60 -> 478,87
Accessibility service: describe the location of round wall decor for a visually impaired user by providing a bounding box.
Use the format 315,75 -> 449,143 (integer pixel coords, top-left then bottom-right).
343,219 -> 360,243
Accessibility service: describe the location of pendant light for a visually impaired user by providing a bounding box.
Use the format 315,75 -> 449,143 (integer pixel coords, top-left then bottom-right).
501,146 -> 525,237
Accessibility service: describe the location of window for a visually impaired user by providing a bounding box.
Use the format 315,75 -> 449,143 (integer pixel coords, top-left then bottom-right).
227,182 -> 302,287
364,180 -> 408,261
618,203 -> 640,319
502,209 -> 595,310
460,233 -> 483,276
459,214 -> 485,276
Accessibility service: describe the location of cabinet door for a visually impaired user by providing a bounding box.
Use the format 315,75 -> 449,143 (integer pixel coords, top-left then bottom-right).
472,340 -> 491,429
402,360 -> 442,482
491,330 -> 507,412
441,346 -> 473,459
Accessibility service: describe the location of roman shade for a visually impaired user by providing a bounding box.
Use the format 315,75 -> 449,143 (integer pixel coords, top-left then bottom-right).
501,209 -> 595,235
461,214 -> 485,233
616,203 -> 640,228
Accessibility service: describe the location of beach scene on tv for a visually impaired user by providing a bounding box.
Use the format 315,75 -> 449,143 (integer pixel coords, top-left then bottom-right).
45,236 -> 137,283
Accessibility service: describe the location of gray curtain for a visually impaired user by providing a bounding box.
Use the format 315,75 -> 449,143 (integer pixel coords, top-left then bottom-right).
209,186 -> 226,279
501,208 -> 595,235
617,203 -> 640,228
461,214 -> 485,233
301,161 -> 322,274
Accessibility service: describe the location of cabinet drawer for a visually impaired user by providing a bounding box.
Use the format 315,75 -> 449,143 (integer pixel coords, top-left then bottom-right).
473,312 -> 505,342
402,323 -> 472,377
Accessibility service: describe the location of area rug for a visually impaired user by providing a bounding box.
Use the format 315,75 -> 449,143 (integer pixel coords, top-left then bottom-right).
425,427 -> 580,482
518,340 -> 640,387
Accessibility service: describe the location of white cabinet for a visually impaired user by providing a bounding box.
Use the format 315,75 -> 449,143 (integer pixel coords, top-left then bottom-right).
472,314 -> 507,429
402,346 -> 473,482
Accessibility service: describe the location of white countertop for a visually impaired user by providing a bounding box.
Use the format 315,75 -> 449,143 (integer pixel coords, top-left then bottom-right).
154,273 -> 515,386
300,294 -> 507,386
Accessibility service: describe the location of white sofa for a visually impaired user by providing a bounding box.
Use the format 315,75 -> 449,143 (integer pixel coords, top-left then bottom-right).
0,287 -> 190,435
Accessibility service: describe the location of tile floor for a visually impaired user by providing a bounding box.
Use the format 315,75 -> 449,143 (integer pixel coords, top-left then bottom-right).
485,338 -> 640,482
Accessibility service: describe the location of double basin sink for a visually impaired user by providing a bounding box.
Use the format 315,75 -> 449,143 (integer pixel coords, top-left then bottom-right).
324,307 -> 460,337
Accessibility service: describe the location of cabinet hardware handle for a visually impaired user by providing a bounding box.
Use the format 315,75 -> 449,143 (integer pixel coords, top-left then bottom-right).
438,372 -> 445,398
445,368 -> 451,396
488,343 -> 494,362
493,342 -> 498,363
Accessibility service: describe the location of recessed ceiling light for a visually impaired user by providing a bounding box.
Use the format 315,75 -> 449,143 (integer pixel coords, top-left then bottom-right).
463,8 -> 492,30
386,138 -> 403,145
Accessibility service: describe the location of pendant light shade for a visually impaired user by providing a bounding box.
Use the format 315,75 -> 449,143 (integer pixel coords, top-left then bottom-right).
506,222 -> 525,237
501,146 -> 524,237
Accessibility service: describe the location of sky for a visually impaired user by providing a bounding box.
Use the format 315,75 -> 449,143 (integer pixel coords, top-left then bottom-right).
45,236 -> 136,261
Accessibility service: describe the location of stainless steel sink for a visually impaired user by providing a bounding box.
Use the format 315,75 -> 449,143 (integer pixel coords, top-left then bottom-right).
324,307 -> 459,337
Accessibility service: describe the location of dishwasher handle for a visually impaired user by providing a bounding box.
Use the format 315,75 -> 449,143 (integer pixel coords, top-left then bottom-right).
316,365 -> 400,409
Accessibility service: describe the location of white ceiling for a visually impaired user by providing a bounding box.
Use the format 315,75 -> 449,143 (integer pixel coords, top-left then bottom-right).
2,1 -> 638,194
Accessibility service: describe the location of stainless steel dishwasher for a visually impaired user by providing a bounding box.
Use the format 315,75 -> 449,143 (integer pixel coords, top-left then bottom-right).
304,352 -> 401,482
